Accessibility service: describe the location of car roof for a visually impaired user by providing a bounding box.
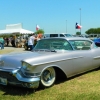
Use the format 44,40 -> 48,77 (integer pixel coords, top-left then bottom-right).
43,37 -> 92,42
44,33 -> 70,34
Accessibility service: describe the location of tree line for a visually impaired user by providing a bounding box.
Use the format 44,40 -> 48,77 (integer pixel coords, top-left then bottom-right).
76,27 -> 100,35
85,28 -> 100,34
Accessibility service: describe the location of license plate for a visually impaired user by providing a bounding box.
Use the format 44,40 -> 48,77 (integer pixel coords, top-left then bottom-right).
0,77 -> 7,85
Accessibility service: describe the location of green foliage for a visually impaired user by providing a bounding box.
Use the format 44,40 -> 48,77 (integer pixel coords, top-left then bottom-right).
76,32 -> 81,35
85,28 -> 100,34
35,29 -> 44,34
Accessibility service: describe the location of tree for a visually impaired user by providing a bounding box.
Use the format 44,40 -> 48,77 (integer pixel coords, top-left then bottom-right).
35,29 -> 44,34
76,32 -> 81,35
85,28 -> 100,34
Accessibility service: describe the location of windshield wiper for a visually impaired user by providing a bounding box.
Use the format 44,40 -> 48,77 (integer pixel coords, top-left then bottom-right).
32,49 -> 57,52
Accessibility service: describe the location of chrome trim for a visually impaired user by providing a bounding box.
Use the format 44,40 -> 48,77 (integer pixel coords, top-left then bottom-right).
94,56 -> 100,59
0,69 -> 40,88
15,71 -> 40,88
11,69 -> 40,83
31,56 -> 83,66
24,72 -> 41,77
0,68 -> 19,72
12,69 -> 19,74
16,72 -> 40,83
0,68 -> 12,72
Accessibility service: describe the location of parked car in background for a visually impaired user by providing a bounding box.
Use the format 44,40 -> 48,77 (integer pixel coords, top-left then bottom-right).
72,34 -> 89,38
44,33 -> 72,38
93,38 -> 100,47
88,34 -> 100,40
0,37 -> 100,89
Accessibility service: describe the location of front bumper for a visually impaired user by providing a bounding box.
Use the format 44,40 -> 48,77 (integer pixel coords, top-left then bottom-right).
0,69 -> 40,89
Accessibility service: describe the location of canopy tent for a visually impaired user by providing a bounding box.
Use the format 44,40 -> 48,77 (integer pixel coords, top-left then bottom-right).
0,23 -> 34,35
0,29 -> 34,34
20,29 -> 34,34
0,29 -> 11,34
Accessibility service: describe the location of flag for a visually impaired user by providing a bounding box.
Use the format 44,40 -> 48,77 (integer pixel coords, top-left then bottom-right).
75,22 -> 82,29
36,25 -> 40,30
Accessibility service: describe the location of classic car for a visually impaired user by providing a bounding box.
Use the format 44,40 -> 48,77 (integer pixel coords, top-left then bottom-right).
0,37 -> 100,89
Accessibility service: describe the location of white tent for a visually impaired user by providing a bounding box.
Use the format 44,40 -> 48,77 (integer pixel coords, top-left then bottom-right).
0,30 -> 11,34
20,29 -> 34,34
0,23 -> 34,34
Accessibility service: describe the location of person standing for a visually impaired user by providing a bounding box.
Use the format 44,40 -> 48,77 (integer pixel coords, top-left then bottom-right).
37,33 -> 43,41
28,34 -> 36,51
0,37 -> 4,50
11,37 -> 15,47
6,37 -> 9,46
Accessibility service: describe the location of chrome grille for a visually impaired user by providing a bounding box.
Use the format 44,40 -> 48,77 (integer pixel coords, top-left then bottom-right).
0,71 -> 19,83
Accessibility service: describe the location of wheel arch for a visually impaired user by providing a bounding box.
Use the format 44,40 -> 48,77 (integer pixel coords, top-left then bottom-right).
53,66 -> 67,81
41,65 -> 67,81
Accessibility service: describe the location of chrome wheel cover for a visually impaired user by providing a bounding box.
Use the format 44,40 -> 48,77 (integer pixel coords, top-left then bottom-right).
41,67 -> 56,87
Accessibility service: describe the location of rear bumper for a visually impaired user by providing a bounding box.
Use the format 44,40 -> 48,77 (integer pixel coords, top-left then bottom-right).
0,69 -> 40,89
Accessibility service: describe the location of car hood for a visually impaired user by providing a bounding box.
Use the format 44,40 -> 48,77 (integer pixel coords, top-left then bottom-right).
0,51 -> 58,70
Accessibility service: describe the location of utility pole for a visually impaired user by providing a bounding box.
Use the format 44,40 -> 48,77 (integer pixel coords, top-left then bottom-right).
80,8 -> 81,34
66,20 -> 67,33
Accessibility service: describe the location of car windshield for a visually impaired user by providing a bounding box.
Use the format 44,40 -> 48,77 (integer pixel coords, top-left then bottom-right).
34,39 -> 73,51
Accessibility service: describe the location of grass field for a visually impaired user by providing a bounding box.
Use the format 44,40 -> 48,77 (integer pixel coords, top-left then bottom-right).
0,49 -> 100,100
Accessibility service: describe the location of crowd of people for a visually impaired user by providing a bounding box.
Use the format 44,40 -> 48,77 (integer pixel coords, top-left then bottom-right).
0,36 -> 17,50
0,33 -> 43,50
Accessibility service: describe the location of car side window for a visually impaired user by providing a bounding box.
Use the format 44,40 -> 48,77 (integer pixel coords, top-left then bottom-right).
69,40 -> 92,50
50,34 -> 58,37
50,40 -> 73,50
35,39 -> 73,51
60,34 -> 65,37
62,41 -> 73,50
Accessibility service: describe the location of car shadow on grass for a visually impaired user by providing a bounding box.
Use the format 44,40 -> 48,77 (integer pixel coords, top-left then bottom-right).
36,67 -> 100,92
0,85 -> 35,96
0,68 -> 99,96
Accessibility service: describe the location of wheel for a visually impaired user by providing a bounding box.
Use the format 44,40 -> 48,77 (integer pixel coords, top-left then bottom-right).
40,67 -> 56,88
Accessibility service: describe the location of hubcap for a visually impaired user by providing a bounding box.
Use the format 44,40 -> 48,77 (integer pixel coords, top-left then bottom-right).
41,67 -> 55,87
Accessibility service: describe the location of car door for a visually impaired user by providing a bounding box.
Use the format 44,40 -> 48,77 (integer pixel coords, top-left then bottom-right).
90,46 -> 100,68
67,40 -> 93,76
71,50 -> 93,74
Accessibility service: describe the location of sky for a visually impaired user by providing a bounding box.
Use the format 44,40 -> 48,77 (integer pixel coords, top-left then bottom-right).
0,0 -> 100,35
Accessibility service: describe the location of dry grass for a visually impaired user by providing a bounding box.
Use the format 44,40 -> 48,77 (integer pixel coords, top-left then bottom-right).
0,50 -> 14,54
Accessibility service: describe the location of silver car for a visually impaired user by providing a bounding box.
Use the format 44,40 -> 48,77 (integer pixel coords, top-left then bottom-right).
0,37 -> 100,89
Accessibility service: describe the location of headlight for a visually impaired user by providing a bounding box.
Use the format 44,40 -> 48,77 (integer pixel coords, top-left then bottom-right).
21,61 -> 41,77
22,61 -> 32,71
